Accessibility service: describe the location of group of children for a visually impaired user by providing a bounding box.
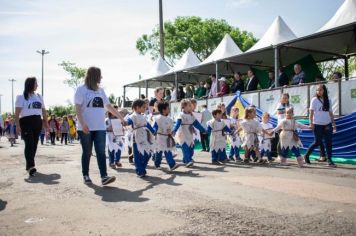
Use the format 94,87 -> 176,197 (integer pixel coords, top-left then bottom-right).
104,95 -> 310,178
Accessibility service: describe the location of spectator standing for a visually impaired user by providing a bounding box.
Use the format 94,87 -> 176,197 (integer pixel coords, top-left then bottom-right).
268,70 -> 275,89
245,69 -> 259,91
208,74 -> 218,97
278,67 -> 289,87
185,85 -> 194,98
177,86 -> 185,101
164,89 -> 171,101
48,115 -> 59,145
217,77 -> 230,97
230,72 -> 244,93
291,64 -> 305,85
149,87 -> 164,113
195,81 -> 207,99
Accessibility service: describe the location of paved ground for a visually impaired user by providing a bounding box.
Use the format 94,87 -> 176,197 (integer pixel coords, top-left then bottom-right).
0,137 -> 356,236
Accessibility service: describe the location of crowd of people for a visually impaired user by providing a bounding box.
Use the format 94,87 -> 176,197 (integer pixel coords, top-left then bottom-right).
151,64 -> 343,103
8,65 -> 337,187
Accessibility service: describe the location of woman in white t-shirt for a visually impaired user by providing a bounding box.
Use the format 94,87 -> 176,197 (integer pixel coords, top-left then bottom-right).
14,77 -> 49,176
75,66 -> 125,185
304,84 -> 337,167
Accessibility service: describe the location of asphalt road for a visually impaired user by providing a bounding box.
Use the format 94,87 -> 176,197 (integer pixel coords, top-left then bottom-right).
0,137 -> 355,236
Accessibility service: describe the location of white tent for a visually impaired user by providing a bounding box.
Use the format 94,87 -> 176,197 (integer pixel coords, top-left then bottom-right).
168,47 -> 201,73
201,34 -> 242,64
318,0 -> 356,32
247,16 -> 297,52
145,56 -> 170,79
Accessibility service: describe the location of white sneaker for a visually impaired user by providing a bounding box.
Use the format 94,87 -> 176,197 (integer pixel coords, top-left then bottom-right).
186,161 -> 194,167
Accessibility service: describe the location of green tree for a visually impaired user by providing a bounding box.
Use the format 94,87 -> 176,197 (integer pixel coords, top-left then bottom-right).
48,104 -> 75,117
59,61 -> 87,90
318,56 -> 356,80
136,16 -> 257,64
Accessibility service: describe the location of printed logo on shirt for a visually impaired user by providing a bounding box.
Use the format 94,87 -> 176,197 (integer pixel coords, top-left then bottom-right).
87,97 -> 104,108
351,89 -> 356,99
27,101 -> 42,109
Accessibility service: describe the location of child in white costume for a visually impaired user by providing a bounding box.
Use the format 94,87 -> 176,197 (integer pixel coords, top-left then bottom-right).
228,107 -> 242,162
172,99 -> 206,167
152,102 -> 179,171
273,107 -> 309,167
240,107 -> 271,163
207,109 -> 231,164
126,100 -> 156,177
259,112 -> 274,162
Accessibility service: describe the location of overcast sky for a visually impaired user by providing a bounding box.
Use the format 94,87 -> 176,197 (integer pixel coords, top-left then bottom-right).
0,0 -> 344,113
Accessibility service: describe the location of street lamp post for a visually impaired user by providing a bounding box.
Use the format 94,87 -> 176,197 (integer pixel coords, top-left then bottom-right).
36,49 -> 50,97
8,79 -> 16,115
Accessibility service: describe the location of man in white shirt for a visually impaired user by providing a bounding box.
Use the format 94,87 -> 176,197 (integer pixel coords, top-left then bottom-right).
208,74 -> 218,98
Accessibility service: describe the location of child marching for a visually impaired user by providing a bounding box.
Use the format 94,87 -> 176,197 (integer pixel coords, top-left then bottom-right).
173,99 -> 206,167
273,107 -> 310,167
126,99 -> 156,177
240,107 -> 271,163
228,107 -> 242,162
152,102 -> 179,171
106,105 -> 126,169
207,109 -> 232,165
259,112 -> 274,163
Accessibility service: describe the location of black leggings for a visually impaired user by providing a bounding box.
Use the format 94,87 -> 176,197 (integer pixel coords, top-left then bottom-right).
50,132 -> 56,144
19,115 -> 42,170
61,133 -> 68,145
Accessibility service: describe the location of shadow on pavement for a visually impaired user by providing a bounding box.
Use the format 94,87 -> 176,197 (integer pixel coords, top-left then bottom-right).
0,199 -> 7,211
24,172 -> 61,185
87,183 -> 150,203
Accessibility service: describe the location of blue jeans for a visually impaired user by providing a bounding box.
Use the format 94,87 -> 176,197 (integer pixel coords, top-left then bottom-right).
133,143 -> 150,176
155,151 -> 176,168
305,123 -> 333,163
229,146 -> 240,159
108,149 -> 121,164
78,131 -> 107,178
181,143 -> 194,164
211,149 -> 226,162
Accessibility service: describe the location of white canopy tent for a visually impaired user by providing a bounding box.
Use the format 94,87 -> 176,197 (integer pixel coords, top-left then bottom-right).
318,0 -> 356,32
145,56 -> 171,78
188,33 -> 244,76
247,16 -> 297,52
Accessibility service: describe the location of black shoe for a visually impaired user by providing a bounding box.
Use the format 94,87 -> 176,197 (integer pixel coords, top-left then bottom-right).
129,156 -> 134,163
83,175 -> 92,184
304,155 -> 311,164
102,176 -> 116,185
229,156 -> 235,161
327,162 -> 337,168
28,167 -> 37,176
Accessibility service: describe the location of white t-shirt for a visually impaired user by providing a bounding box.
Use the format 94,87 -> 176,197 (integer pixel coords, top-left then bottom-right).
15,93 -> 45,118
310,97 -> 332,125
74,85 -> 110,131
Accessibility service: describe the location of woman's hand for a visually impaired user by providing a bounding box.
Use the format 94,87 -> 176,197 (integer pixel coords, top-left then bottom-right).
16,126 -> 22,136
82,123 -> 90,134
309,123 -> 314,130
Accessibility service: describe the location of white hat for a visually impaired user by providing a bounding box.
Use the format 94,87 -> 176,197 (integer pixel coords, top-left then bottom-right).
218,77 -> 226,82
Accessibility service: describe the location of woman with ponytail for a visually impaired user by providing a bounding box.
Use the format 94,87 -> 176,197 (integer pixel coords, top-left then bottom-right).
15,77 -> 49,176
304,84 -> 337,167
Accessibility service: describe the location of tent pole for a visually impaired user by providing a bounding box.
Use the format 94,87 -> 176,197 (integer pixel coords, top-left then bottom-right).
138,86 -> 141,98
145,80 -> 148,98
215,62 -> 219,94
344,56 -> 349,80
123,86 -> 126,108
175,72 -> 178,101
274,46 -> 279,87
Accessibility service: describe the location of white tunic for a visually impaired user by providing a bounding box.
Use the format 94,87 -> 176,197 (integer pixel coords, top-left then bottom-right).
240,119 -> 262,149
106,118 -> 125,152
129,112 -> 155,155
208,119 -> 227,152
228,117 -> 241,147
275,119 -> 305,149
124,114 -> 133,147
154,115 -> 175,152
176,112 -> 197,147
259,122 -> 274,151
